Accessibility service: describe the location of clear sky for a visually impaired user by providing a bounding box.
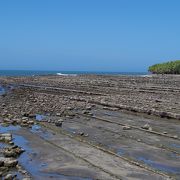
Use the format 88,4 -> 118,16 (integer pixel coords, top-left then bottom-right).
0,0 -> 180,72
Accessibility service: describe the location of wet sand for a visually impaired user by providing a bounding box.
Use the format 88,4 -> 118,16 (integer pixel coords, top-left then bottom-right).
0,74 -> 180,179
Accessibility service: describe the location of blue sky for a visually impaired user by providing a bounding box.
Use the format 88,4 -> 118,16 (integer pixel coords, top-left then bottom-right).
0,0 -> 180,72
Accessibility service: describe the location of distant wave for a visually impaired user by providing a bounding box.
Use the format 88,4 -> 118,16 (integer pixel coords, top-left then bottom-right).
140,74 -> 152,77
56,72 -> 77,76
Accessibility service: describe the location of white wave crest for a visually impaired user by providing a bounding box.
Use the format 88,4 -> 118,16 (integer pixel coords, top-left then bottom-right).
56,73 -> 77,76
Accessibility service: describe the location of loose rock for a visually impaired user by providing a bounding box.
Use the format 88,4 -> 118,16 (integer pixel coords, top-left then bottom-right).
123,126 -> 131,130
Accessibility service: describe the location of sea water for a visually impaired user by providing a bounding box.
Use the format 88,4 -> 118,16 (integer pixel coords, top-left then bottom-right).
0,70 -> 148,76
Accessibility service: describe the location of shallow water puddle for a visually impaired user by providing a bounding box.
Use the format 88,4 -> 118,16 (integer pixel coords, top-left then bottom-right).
0,85 -> 14,96
111,145 -> 180,175
31,124 -> 53,139
63,127 -> 77,134
171,143 -> 180,148
12,134 -> 50,178
31,124 -> 41,132
37,173 -> 93,180
0,125 -> 20,133
170,152 -> 180,159
36,114 -> 46,121
117,148 -> 125,156
0,125 -> 30,179
0,142 -> 10,149
0,125 -> 93,179
137,156 -> 180,174
0,85 -> 6,95
13,130 -> 92,179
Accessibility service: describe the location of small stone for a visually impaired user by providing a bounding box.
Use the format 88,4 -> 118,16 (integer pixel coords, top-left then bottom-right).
0,133 -> 12,142
28,114 -> 36,118
16,164 -> 21,169
141,124 -> 151,130
21,123 -> 29,127
21,170 -> 27,174
86,106 -> 92,110
0,159 -> 4,166
123,126 -> 131,130
3,149 -> 16,157
55,120 -> 63,127
12,145 -> 18,149
28,120 -> 34,125
4,173 -> 14,180
160,111 -> 167,118
20,148 -> 25,153
22,117 -> 28,120
79,132 -> 84,136
22,178 -> 31,180
149,127 -> 152,131
22,119 -> 28,123
67,107 -> 73,110
87,112 -> 93,116
56,113 -> 61,116
4,159 -> 18,167
15,119 -> 22,124
82,110 -> 88,114
163,132 -> 168,134
1,133 -> 12,137
0,166 -> 8,173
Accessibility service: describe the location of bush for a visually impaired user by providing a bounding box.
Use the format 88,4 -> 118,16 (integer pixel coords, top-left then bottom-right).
148,60 -> 180,74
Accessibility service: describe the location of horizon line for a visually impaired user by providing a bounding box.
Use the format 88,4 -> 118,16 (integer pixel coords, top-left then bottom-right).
0,69 -> 148,73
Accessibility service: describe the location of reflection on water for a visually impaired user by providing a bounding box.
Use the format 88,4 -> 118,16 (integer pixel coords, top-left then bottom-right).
117,148 -> 125,156
171,143 -> 180,148
31,124 -> 53,139
0,85 -> 6,95
137,156 -> 180,174
36,114 -> 46,121
0,125 -> 93,180
0,125 -> 20,133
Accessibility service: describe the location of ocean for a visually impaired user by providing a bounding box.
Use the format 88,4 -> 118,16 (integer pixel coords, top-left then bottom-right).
0,70 -> 148,76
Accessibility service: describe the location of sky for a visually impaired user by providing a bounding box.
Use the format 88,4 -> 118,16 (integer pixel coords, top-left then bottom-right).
0,0 -> 180,72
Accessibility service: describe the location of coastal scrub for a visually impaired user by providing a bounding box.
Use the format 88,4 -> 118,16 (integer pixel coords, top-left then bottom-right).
148,60 -> 180,74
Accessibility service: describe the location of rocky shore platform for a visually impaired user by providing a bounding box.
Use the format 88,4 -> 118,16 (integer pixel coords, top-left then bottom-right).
0,74 -> 179,179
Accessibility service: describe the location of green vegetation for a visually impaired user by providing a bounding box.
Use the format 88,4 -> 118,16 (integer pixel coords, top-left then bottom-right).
148,60 -> 180,74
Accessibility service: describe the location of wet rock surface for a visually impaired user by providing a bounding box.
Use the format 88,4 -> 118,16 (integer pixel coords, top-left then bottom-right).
1,74 -> 180,119
0,130 -> 30,179
0,74 -> 180,179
